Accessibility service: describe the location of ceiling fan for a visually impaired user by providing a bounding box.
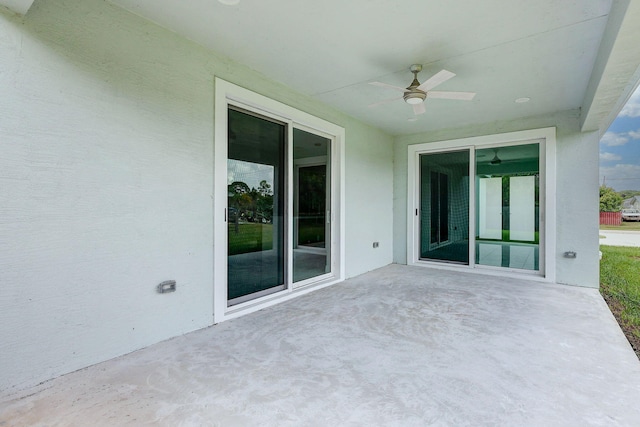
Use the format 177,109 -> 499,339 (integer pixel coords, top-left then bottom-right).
368,64 -> 476,115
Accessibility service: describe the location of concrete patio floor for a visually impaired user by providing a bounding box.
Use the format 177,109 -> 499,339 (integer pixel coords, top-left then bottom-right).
2,264 -> 640,426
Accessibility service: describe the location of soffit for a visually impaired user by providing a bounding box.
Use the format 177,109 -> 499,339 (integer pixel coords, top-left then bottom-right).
581,0 -> 640,134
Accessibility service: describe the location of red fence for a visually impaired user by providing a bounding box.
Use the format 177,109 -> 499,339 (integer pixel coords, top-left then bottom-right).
600,211 -> 622,225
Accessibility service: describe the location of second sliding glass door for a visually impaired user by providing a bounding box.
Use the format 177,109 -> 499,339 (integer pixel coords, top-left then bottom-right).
418,143 -> 541,273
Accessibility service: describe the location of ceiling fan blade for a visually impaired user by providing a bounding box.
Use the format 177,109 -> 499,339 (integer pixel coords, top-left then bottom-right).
368,96 -> 403,108
427,91 -> 476,100
412,102 -> 426,115
369,81 -> 407,92
417,69 -> 456,92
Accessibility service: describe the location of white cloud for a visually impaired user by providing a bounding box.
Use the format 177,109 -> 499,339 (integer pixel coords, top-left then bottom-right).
600,131 -> 630,146
600,152 -> 622,161
600,163 -> 640,190
601,163 -> 640,176
620,85 -> 640,118
600,128 -> 640,146
227,159 -> 274,190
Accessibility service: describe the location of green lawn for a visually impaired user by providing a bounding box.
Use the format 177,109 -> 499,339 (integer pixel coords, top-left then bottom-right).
228,222 -> 326,255
600,221 -> 640,231
298,224 -> 325,245
228,223 -> 273,255
600,245 -> 640,358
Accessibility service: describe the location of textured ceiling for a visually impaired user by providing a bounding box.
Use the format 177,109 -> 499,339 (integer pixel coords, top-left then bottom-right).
108,0 -> 614,135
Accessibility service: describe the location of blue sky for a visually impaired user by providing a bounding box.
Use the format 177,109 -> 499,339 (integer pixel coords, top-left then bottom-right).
600,85 -> 640,191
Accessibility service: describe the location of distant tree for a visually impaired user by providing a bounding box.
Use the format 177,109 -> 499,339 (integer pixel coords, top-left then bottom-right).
618,189 -> 640,199
258,180 -> 272,196
256,180 -> 273,222
600,185 -> 623,212
228,181 -> 251,233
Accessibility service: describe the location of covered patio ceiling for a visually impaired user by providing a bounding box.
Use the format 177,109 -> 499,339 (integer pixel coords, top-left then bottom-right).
2,2 -> 640,135
98,0 -> 640,135
5,0 -> 637,136
2,265 -> 639,425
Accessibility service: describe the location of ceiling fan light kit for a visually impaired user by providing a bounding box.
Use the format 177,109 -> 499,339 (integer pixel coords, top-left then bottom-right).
369,64 -> 476,116
404,92 -> 426,105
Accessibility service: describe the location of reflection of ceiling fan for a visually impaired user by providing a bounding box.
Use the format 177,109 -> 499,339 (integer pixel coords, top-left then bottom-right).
486,148 -> 525,166
368,64 -> 476,115
489,149 -> 502,165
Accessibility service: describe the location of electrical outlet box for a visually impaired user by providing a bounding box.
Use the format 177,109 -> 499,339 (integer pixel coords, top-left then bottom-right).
157,280 -> 176,293
373,242 -> 379,248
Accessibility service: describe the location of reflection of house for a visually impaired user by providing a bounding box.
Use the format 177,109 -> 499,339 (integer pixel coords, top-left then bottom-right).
622,196 -> 640,209
2,0 -> 640,397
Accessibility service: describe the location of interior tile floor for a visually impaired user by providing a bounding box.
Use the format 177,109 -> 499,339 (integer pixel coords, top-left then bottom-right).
476,241 -> 539,270
2,265 -> 640,426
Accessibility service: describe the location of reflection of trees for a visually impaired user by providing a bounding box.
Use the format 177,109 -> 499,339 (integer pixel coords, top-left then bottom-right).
228,180 -> 273,233
256,180 -> 274,223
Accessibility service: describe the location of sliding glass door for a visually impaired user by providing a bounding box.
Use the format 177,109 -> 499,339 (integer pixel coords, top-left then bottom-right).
226,108 -> 334,307
416,142 -> 542,273
214,78 -> 345,322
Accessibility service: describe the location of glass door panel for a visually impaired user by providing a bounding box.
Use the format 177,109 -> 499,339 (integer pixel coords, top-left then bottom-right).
475,143 -> 540,271
419,150 -> 470,264
227,108 -> 286,305
293,128 -> 331,283
478,177 -> 502,239
510,176 -> 536,241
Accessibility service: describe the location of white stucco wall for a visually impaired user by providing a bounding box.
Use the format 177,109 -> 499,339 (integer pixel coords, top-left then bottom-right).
0,0 -> 393,393
393,110 -> 600,288
344,125 -> 394,278
554,124 -> 600,287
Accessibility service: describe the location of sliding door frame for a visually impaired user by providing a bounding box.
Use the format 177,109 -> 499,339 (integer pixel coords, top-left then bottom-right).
214,78 -> 345,323
407,127 -> 556,282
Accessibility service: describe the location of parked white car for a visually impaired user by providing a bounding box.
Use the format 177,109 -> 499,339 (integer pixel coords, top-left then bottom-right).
621,209 -> 640,221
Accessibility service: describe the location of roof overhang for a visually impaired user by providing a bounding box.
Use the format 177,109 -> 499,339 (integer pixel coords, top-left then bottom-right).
581,0 -> 640,135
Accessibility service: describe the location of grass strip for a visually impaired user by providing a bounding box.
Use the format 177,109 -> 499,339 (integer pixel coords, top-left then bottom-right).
601,222 -> 640,231
600,245 -> 640,358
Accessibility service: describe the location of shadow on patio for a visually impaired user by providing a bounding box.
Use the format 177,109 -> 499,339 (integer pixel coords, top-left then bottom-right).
2,265 -> 640,426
